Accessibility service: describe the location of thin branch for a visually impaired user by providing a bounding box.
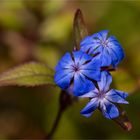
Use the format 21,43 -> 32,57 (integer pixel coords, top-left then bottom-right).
45,90 -> 74,139
46,106 -> 63,139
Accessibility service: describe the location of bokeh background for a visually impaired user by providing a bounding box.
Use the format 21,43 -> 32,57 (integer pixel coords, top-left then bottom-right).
0,0 -> 140,139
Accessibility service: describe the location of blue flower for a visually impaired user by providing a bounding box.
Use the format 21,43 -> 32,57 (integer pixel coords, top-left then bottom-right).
54,51 -> 101,96
80,30 -> 124,67
80,71 -> 128,119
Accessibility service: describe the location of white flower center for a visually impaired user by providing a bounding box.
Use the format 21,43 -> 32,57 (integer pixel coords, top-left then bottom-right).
100,40 -> 108,47
97,92 -> 106,100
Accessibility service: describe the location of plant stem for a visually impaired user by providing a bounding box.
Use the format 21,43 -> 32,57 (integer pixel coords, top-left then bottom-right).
45,90 -> 73,139
46,106 -> 64,139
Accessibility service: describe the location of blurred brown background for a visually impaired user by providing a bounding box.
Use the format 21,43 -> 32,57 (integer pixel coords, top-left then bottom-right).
0,0 -> 140,139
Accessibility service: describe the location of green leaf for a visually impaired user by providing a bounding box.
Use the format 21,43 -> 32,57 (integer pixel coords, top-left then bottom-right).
113,105 -> 132,131
0,62 -> 55,87
73,9 -> 88,50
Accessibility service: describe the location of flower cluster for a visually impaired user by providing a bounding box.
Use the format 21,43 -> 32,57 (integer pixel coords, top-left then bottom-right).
54,30 -> 128,119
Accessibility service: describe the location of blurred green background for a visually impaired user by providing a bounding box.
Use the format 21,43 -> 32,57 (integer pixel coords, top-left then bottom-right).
0,0 -> 140,139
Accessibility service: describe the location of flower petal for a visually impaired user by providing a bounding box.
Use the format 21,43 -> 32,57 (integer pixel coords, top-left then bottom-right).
100,99 -> 119,119
80,36 -> 94,48
98,71 -> 112,92
72,51 -> 92,66
80,36 -> 101,54
81,69 -> 101,82
89,45 -> 103,54
107,89 -> 128,99
114,90 -> 128,99
54,69 -> 73,89
106,89 -> 128,104
101,48 -> 112,66
81,54 -> 101,81
108,36 -> 125,66
55,52 -> 73,71
79,88 -> 98,98
73,73 -> 95,96
81,98 -> 99,117
98,30 -> 109,41
92,30 -> 109,41
106,47 -> 119,67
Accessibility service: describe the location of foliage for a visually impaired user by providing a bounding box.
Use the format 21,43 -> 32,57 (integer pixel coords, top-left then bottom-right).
0,62 -> 55,86
0,0 -> 139,139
